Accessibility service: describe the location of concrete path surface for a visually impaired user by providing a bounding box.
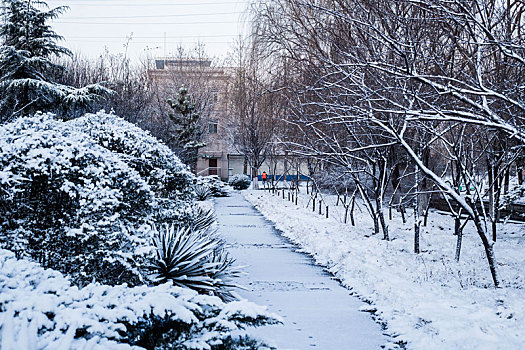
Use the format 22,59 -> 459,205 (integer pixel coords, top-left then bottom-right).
214,191 -> 389,350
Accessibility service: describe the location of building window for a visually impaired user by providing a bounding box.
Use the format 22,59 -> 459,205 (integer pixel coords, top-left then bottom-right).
211,88 -> 219,103
208,122 -> 218,134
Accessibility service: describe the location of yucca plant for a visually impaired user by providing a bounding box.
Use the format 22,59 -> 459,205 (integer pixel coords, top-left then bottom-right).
194,184 -> 212,201
208,250 -> 244,302
191,207 -> 216,233
149,223 -> 242,300
150,224 -> 218,291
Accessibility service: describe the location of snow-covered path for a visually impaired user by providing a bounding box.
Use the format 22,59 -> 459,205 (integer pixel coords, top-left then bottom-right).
214,191 -> 388,350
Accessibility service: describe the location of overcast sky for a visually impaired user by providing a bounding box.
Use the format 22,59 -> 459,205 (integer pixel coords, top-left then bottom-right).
45,0 -> 251,62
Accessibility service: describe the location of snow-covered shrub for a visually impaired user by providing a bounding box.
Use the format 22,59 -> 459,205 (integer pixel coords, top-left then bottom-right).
197,175 -> 229,197
67,111 -> 195,200
149,224 -> 241,301
0,114 -> 155,285
0,249 -> 280,350
228,174 -> 251,190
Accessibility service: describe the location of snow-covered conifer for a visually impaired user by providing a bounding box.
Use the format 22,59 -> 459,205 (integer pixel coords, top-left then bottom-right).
0,0 -> 110,121
167,86 -> 206,169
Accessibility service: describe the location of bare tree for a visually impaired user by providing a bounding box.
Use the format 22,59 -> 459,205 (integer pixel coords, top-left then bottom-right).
250,0 -> 525,287
226,38 -> 281,188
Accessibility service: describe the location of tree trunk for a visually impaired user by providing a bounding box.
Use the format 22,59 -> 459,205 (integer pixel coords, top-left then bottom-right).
467,197 -> 500,287
455,224 -> 463,261
414,159 -> 421,253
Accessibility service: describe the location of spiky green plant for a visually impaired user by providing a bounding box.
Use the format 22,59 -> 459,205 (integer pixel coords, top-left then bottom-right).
208,250 -> 244,302
194,184 -> 212,201
191,207 -> 216,233
150,224 -> 218,291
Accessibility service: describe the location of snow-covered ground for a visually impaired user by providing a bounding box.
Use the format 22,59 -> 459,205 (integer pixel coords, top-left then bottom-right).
244,186 -> 525,350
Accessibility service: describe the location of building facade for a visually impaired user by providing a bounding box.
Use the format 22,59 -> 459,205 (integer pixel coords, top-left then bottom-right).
148,58 -> 235,181
148,58 -> 308,182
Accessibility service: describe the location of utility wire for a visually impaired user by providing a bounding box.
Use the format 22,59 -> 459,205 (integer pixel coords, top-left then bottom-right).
64,11 -> 244,19
67,40 -> 233,44
49,0 -> 246,6
68,34 -> 236,38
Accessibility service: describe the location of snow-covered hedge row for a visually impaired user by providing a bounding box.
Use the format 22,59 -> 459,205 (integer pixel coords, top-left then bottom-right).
197,176 -> 229,198
228,175 -> 250,190
0,249 -> 279,350
67,112 -> 194,200
0,114 -> 156,285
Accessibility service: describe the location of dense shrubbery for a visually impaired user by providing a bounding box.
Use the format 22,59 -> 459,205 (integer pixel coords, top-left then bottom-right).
0,113 -> 155,285
0,112 -> 270,347
0,249 -> 279,350
0,112 -> 214,287
67,112 -> 194,200
197,175 -> 230,197
228,174 -> 251,190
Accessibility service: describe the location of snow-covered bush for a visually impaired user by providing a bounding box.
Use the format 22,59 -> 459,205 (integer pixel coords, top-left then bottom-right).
228,175 -> 251,190
0,249 -> 280,350
0,114 -> 155,285
197,175 -> 229,197
67,111 -> 195,200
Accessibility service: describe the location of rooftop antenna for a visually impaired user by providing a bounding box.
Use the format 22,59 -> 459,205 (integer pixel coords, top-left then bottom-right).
164,32 -> 167,59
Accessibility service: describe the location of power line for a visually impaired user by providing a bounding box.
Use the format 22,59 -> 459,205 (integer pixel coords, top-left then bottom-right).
67,40 -> 233,44
68,34 -> 237,39
64,11 -> 244,19
54,20 -> 247,25
50,0 -> 246,6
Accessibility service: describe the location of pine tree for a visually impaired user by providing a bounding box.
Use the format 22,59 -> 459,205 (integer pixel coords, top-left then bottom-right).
167,86 -> 205,170
0,0 -> 110,122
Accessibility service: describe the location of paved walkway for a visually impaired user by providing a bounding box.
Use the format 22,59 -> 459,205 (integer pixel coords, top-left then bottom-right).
214,191 -> 388,350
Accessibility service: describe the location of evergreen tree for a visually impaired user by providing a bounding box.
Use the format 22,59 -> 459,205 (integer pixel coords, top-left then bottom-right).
167,86 -> 205,170
0,0 -> 110,122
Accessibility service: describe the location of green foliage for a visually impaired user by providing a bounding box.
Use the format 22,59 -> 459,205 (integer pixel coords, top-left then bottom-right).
0,249 -> 280,350
229,174 -> 251,190
198,175 -> 230,197
67,111 -> 195,200
150,225 -> 218,290
195,184 -> 212,201
0,114 -> 155,285
167,86 -> 206,169
191,207 -> 216,232
149,220 -> 242,301
0,0 -> 111,120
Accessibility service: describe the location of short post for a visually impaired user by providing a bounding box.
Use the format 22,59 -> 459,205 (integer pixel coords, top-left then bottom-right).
282,190 -> 285,199
319,200 -> 322,215
313,198 -> 316,212
295,193 -> 298,205
291,193 -> 294,203
288,192 -> 291,201
326,205 -> 329,219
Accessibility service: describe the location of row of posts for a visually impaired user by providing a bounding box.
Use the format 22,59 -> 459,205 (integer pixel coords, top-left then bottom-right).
264,184 -> 329,219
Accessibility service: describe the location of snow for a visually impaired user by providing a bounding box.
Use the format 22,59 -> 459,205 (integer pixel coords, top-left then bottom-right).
0,249 -> 279,349
244,187 -> 525,349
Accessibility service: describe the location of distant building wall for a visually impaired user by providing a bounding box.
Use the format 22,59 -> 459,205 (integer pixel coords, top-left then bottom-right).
227,154 -> 310,181
148,58 -> 233,181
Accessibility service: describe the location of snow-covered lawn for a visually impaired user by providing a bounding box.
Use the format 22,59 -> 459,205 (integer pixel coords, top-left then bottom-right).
244,187 -> 525,350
